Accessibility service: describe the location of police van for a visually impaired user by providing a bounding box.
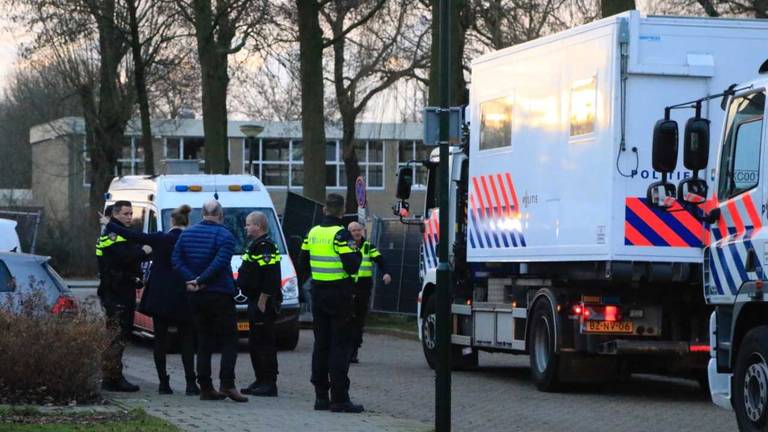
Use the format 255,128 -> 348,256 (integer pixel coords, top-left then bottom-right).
105,174 -> 300,350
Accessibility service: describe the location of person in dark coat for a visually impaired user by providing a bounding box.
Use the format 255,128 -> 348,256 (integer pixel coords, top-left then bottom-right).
100,204 -> 199,395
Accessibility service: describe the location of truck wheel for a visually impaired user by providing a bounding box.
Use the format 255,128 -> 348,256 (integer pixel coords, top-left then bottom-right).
421,296 -> 438,369
421,296 -> 478,370
529,299 -> 562,392
277,318 -> 300,351
734,326 -> 768,432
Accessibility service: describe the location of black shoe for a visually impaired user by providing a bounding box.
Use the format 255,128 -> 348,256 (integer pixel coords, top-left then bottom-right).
314,398 -> 331,411
330,401 -> 365,413
102,377 -> 140,393
158,374 -> 173,395
240,381 -> 259,395
249,383 -> 278,397
185,379 -> 200,396
199,388 -> 226,401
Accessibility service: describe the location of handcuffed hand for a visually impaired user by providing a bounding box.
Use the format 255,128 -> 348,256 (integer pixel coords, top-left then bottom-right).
257,294 -> 269,313
382,273 -> 392,285
186,280 -> 200,292
97,212 -> 109,225
142,245 -> 153,255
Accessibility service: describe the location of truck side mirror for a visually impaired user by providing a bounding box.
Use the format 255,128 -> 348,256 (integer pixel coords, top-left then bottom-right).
396,166 -> 413,200
677,178 -> 708,205
683,117 -> 710,171
647,181 -> 677,208
652,119 -> 679,172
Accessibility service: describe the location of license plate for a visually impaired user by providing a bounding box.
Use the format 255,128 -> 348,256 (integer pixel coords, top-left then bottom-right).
237,321 -> 250,331
584,320 -> 633,334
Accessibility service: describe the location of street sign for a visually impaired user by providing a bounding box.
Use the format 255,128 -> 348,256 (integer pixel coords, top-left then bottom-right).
424,106 -> 463,146
355,176 -> 367,208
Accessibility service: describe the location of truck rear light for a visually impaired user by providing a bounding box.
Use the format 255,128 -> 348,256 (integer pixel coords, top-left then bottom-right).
689,344 -> 709,353
604,305 -> 620,322
51,295 -> 77,315
571,304 -> 583,316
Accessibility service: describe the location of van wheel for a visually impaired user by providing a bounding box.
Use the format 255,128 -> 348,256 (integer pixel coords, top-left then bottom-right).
529,299 -> 562,392
734,326 -> 768,432
421,296 -> 478,371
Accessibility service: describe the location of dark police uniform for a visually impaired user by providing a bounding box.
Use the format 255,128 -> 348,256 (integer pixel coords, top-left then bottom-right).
351,239 -> 386,361
238,234 -> 282,396
299,215 -> 361,410
95,218 -> 148,389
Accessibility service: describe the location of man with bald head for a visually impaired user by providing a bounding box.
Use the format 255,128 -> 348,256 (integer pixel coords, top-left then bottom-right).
172,199 -> 247,402
347,221 -> 391,363
237,211 -> 282,397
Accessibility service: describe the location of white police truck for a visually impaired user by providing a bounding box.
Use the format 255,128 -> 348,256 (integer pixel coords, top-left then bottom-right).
106,174 -> 301,350
394,11 -> 768,392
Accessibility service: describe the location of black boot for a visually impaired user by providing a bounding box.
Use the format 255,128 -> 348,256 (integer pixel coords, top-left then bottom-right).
314,389 -> 330,411
102,376 -> 140,393
250,382 -> 278,397
330,400 -> 365,413
185,374 -> 200,396
158,374 -> 172,394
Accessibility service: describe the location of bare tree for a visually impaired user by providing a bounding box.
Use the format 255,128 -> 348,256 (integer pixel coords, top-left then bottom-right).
601,0 -> 635,17
323,0 -> 429,212
174,0 -> 268,173
467,0 -> 569,52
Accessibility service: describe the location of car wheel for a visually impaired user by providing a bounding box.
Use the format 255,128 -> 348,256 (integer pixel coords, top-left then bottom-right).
734,326 -> 768,432
277,317 -> 300,351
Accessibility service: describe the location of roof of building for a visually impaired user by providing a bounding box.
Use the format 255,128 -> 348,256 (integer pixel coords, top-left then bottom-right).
30,117 -> 423,144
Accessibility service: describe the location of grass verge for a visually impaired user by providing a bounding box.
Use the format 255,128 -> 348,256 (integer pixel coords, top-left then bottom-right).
366,312 -> 418,335
0,406 -> 179,432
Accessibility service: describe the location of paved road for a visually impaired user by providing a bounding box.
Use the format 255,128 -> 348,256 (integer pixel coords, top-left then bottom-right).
74,287 -> 737,431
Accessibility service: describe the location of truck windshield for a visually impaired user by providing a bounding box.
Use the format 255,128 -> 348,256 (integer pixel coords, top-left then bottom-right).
161,207 -> 287,255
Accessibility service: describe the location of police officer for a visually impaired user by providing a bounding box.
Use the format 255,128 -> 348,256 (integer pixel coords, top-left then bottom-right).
238,211 -> 282,397
299,193 -> 363,413
347,222 -> 391,364
96,200 -> 151,392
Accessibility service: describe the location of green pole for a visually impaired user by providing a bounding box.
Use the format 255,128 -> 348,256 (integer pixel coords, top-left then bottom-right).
436,0 -> 452,430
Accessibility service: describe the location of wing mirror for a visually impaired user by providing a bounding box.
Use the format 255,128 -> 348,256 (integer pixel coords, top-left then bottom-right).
647,181 -> 676,208
652,119 -> 679,173
396,166 -> 413,200
683,117 -> 710,171
677,178 -> 708,205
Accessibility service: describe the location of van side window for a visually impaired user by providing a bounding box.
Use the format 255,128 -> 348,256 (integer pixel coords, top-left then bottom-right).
0,260 -> 14,292
717,92 -> 765,200
570,77 -> 596,136
479,97 -> 513,151
148,210 -> 158,233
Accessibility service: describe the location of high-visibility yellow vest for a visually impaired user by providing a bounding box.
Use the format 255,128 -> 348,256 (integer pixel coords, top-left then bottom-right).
301,225 -> 355,281
356,240 -> 381,279
95,233 -> 127,257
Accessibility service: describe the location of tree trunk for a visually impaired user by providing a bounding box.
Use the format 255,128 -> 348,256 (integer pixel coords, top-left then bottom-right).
127,0 -> 155,175
600,0 -> 635,18
428,0 -> 467,106
341,120 -> 361,215
193,0 -> 230,174
297,0 -> 327,202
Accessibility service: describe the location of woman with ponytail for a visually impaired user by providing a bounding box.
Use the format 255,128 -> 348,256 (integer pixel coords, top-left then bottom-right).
100,204 -> 199,395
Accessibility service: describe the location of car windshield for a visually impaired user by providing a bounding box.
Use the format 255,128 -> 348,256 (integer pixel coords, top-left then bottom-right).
161,207 -> 286,255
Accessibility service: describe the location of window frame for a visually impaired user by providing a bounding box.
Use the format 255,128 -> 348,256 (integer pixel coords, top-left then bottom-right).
717,91 -> 766,201
397,140 -> 429,190
478,96 -> 514,151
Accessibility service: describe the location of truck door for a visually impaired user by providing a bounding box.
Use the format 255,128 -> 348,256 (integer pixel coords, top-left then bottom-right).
709,91 -> 767,298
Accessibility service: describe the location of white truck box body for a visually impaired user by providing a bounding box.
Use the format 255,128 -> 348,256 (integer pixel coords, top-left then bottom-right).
467,11 -> 768,264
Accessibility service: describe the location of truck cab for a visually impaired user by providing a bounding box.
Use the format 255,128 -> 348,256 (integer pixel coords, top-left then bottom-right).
647,67 -> 768,431
106,174 -> 301,350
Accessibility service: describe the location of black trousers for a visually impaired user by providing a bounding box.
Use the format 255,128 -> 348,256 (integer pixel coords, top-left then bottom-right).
102,305 -> 134,382
189,292 -> 238,390
153,317 -> 196,381
310,282 -> 355,403
352,278 -> 373,349
247,302 -> 278,385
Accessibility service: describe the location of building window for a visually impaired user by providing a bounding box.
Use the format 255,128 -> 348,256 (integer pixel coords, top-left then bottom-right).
331,140 -> 385,189
398,140 -> 429,189
165,137 -> 181,159
164,137 -> 205,171
242,138 -> 304,188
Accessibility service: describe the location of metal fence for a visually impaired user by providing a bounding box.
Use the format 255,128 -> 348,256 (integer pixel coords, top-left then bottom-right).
0,208 -> 43,253
369,217 -> 422,315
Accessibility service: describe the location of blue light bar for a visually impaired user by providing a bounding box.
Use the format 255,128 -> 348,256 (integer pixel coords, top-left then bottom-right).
175,185 -> 189,192
241,184 -> 254,191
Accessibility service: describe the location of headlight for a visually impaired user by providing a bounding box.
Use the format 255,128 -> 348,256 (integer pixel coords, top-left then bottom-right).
281,277 -> 299,301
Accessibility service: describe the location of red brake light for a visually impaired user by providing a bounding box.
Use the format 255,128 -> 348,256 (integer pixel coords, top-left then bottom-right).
604,305 -> 619,322
571,305 -> 583,316
52,295 -> 77,314
689,344 -> 710,353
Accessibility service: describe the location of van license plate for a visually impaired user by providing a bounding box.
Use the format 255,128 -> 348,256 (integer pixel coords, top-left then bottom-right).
585,320 -> 633,334
237,321 -> 250,331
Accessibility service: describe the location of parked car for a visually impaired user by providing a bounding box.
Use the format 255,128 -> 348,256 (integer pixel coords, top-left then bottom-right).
0,252 -> 77,314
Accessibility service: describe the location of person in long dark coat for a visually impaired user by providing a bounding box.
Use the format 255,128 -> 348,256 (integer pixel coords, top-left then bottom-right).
100,204 -> 199,395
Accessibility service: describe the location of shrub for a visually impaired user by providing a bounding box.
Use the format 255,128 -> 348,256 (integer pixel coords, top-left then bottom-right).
0,291 -> 111,404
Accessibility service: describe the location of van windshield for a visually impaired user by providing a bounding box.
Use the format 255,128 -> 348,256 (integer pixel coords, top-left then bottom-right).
161,207 -> 286,255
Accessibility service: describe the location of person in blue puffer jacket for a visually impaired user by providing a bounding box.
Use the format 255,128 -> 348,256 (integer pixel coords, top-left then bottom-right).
172,199 -> 247,403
